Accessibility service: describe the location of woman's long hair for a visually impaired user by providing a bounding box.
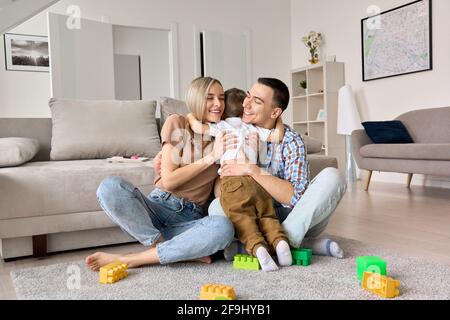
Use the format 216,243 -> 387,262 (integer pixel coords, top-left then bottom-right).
185,77 -> 223,121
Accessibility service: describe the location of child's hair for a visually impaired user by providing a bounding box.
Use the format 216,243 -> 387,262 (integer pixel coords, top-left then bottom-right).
223,88 -> 246,119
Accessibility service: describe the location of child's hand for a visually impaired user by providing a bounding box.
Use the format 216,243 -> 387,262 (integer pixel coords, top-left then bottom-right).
186,113 -> 196,126
187,113 -> 209,134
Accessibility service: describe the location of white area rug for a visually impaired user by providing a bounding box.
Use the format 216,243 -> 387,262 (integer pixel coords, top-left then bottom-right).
10,237 -> 450,300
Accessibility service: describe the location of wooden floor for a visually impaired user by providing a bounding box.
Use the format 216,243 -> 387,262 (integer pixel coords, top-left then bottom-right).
1,180 -> 449,300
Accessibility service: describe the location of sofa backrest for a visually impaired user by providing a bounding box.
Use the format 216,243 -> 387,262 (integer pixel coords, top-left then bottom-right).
0,118 -> 52,161
0,114 -> 321,163
0,117 -> 163,163
396,106 -> 450,143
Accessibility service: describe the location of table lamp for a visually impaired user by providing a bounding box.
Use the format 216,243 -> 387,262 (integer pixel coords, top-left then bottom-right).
338,85 -> 363,182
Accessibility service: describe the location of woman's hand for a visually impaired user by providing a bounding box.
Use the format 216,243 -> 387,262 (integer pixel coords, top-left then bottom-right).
212,131 -> 238,162
154,151 -> 163,176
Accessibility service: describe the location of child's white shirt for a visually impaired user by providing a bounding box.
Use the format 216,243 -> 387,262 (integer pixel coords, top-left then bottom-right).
208,117 -> 271,165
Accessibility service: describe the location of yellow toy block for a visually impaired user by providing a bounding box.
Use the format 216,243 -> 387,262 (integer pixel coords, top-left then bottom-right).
362,271 -> 400,298
199,284 -> 236,300
99,261 -> 128,284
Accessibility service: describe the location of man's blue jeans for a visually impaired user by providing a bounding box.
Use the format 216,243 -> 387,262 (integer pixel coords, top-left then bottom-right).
209,167 -> 347,248
96,176 -> 234,264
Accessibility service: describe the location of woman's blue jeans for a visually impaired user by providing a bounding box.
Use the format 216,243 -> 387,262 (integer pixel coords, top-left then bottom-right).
96,176 -> 234,264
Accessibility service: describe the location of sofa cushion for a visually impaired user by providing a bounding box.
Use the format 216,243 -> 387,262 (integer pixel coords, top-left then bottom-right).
0,160 -> 155,220
0,137 -> 40,168
160,97 -> 189,129
362,121 -> 414,144
360,143 -> 450,161
307,154 -> 338,179
49,99 -> 160,161
302,135 -> 323,154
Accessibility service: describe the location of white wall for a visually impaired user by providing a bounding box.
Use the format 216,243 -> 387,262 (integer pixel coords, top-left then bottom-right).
291,0 -> 450,187
0,13 -> 50,117
0,0 -> 59,34
0,0 -> 292,121
113,25 -> 171,105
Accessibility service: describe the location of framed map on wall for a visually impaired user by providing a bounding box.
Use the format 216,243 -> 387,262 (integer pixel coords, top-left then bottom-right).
361,0 -> 432,81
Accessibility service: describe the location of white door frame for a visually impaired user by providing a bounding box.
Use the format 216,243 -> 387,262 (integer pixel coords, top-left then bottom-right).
113,22 -> 180,99
193,24 -> 252,89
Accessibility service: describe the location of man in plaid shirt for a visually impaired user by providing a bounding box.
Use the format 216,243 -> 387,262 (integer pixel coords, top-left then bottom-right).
210,78 -> 347,260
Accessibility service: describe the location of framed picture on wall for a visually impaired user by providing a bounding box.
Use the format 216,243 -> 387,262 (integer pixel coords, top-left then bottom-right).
3,33 -> 50,72
361,0 -> 432,81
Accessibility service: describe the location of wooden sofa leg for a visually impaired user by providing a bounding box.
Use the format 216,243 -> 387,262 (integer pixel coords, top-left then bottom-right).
406,173 -> 413,188
364,170 -> 373,191
33,235 -> 47,258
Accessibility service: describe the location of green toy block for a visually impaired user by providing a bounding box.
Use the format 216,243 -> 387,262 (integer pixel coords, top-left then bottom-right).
356,256 -> 387,280
233,254 -> 260,271
291,248 -> 312,266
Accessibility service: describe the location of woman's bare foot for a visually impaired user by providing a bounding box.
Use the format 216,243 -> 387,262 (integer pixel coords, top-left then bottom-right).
193,256 -> 212,264
85,252 -> 127,271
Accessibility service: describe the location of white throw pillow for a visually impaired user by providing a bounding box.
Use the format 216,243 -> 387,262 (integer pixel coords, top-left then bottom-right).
49,99 -> 161,160
0,137 -> 40,167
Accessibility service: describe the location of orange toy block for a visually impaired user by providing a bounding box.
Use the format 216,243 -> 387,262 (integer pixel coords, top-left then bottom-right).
200,284 -> 236,300
99,261 -> 128,284
362,271 -> 400,298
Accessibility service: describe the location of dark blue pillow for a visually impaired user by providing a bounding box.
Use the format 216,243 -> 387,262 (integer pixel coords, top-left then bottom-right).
362,121 -> 414,144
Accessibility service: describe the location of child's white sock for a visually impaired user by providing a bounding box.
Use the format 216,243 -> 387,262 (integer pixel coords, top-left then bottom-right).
302,238 -> 344,259
255,246 -> 279,272
275,240 -> 292,267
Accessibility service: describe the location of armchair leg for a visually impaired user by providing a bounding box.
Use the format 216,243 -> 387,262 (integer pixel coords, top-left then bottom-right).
406,173 -> 413,188
364,170 -> 373,191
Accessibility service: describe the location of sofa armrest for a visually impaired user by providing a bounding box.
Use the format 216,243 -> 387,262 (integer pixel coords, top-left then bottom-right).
351,129 -> 373,168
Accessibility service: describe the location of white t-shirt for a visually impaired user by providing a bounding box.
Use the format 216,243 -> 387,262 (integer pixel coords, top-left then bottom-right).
208,117 -> 271,165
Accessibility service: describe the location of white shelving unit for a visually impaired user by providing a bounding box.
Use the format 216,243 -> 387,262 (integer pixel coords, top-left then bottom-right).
291,62 -> 346,171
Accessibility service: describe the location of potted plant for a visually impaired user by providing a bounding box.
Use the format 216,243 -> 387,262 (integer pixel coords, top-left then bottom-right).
302,31 -> 323,64
300,80 -> 307,95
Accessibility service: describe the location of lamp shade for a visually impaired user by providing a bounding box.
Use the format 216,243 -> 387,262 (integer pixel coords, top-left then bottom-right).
337,85 -> 363,135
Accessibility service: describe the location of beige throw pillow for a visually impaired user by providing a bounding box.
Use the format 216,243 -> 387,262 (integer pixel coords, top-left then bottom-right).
49,99 -> 160,160
0,137 -> 40,167
160,97 -> 189,128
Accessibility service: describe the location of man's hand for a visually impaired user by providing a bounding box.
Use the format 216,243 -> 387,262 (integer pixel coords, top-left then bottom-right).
220,163 -> 259,177
154,151 -> 162,176
245,132 -> 259,154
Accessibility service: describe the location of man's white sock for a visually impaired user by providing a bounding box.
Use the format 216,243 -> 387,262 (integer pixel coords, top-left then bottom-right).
301,238 -> 344,259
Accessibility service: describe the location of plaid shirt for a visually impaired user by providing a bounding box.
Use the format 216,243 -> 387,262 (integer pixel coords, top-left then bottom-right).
259,126 -> 310,208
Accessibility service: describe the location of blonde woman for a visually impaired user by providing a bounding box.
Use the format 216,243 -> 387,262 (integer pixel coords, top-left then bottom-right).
86,77 -> 237,270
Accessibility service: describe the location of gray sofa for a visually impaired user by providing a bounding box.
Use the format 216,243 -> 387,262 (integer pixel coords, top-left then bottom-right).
0,114 -> 337,261
352,106 -> 450,190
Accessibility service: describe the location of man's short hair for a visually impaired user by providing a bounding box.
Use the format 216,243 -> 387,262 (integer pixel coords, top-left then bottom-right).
257,78 -> 290,112
223,88 -> 246,119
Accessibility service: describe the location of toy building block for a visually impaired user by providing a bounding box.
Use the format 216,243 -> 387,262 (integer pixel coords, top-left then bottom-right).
291,248 -> 312,266
233,254 -> 260,271
362,271 -> 400,299
200,284 -> 236,300
99,261 -> 128,284
356,256 -> 387,280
